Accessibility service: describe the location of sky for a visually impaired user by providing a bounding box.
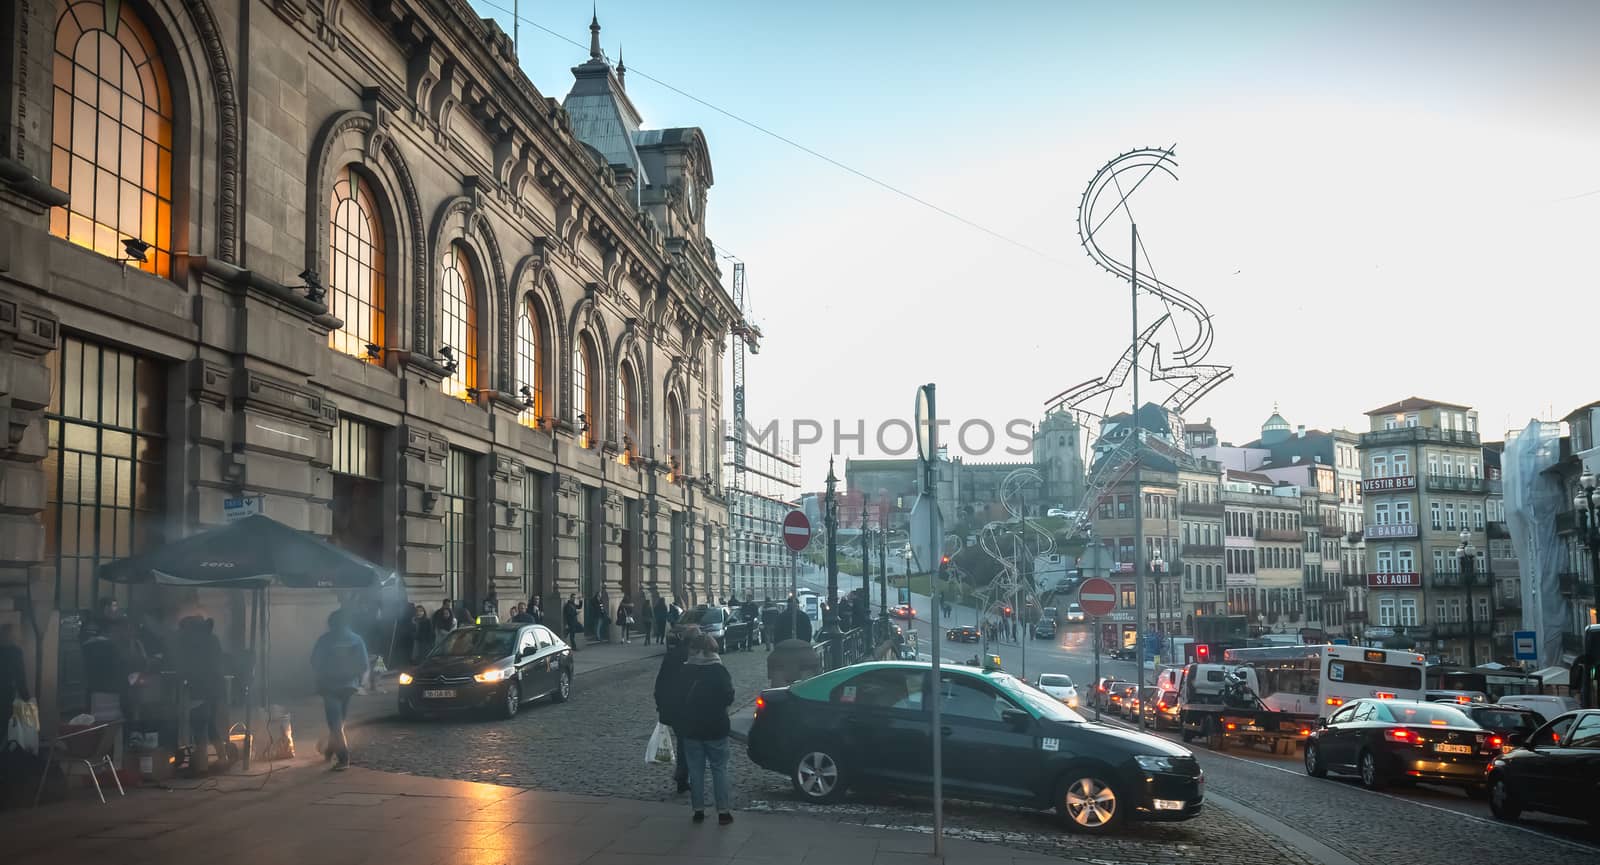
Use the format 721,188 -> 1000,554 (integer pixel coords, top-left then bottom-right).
471,0 -> 1600,492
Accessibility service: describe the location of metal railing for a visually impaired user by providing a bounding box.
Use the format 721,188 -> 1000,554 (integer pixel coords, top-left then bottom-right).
1179,501 -> 1224,517
1256,527 -> 1302,542
812,626 -> 875,672
1428,565 -> 1492,588
1426,474 -> 1487,494
1433,620 -> 1492,638
1558,571 -> 1596,597
1360,427 -> 1481,448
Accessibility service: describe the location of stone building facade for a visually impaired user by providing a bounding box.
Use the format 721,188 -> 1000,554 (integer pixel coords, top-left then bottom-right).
0,0 -> 734,704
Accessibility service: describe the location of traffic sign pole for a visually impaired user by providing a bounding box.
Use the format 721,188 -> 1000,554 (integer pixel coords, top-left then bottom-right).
1093,616 -> 1102,722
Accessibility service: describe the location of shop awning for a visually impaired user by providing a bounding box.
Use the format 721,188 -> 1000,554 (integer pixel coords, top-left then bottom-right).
96,515 -> 395,590
1530,665 -> 1569,688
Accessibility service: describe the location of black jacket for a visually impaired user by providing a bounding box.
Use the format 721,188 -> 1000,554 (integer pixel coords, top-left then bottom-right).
654,643 -> 688,724
673,659 -> 735,740
775,607 -> 812,642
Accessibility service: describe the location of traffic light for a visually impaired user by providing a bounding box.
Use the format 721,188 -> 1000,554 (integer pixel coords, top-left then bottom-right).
1003,606 -> 1013,617
1196,643 -> 1211,662
938,555 -> 950,577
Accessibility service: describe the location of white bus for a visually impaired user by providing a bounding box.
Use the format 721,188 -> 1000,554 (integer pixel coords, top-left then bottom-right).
1223,645 -> 1428,718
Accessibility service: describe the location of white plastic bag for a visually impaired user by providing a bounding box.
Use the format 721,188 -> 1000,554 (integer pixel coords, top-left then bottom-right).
7,698 -> 39,753
645,722 -> 674,765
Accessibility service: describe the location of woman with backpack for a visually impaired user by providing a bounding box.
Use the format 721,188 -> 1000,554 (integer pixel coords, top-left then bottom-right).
673,633 -> 735,824
310,609 -> 369,770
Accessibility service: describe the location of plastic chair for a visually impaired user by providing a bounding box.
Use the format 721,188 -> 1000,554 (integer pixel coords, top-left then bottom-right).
34,721 -> 125,806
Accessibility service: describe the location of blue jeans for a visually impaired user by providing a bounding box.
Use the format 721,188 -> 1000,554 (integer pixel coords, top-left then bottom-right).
322,689 -> 354,761
683,736 -> 731,812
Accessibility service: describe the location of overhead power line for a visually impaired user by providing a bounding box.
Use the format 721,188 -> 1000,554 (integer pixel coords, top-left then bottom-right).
471,1 -> 1063,263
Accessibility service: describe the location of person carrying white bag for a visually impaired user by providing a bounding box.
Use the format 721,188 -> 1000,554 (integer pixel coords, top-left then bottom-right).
2,624 -> 38,754
645,721 -> 675,765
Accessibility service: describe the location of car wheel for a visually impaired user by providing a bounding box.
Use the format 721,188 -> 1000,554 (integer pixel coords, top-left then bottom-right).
1488,776 -> 1521,821
1304,742 -> 1327,778
791,748 -> 848,803
552,669 -> 571,703
1358,750 -> 1385,790
1056,773 -> 1125,833
499,681 -> 521,719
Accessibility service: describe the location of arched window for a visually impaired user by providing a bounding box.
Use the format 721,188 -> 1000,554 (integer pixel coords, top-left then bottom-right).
439,243 -> 478,399
572,334 -> 597,447
328,167 -> 385,357
515,298 -> 545,426
51,0 -> 175,276
618,362 -> 638,454
665,392 -> 684,478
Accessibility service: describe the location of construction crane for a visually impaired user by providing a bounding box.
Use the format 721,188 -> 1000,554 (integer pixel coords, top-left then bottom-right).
728,261 -> 762,492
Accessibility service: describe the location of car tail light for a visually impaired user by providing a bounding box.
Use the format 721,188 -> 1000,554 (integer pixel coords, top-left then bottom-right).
1374,691 -> 1396,699
1385,728 -> 1415,743
1487,735 -> 1503,749
754,695 -> 766,717
1225,722 -> 1237,730
1325,697 -> 1343,707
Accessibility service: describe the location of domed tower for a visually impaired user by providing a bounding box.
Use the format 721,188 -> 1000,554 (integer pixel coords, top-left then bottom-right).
1261,403 -> 1292,446
1033,410 -> 1085,509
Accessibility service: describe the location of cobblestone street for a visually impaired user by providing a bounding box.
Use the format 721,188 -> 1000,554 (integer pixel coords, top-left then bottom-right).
354,650 -> 1314,865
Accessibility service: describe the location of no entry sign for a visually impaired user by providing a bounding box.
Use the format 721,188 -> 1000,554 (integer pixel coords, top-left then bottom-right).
1077,578 -> 1117,618
783,510 -> 812,553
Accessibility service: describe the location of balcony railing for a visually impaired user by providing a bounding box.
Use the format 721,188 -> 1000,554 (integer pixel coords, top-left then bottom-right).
1320,520 -> 1344,536
1364,522 -> 1418,540
1428,566 -> 1493,589
1486,520 -> 1511,539
1426,474 -> 1487,494
1494,594 -> 1522,612
1433,620 -> 1492,638
1360,427 -> 1481,448
1343,572 -> 1366,587
1181,543 -> 1224,558
1558,571 -> 1596,596
1363,476 -> 1417,494
1179,500 -> 1225,517
1345,610 -> 1367,623
1256,527 -> 1302,542
1555,511 -> 1578,535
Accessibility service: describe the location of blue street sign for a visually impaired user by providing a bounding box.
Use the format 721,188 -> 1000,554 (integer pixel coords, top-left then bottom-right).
1513,631 -> 1537,661
1332,639 -> 1349,645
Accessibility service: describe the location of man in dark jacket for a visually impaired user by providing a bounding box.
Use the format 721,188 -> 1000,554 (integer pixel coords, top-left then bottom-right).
775,596 -> 812,643
760,603 -> 781,651
562,594 -> 582,650
654,628 -> 697,793
673,633 -> 736,823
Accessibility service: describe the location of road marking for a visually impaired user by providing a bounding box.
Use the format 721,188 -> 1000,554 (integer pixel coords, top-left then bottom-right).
1097,716 -> 1600,854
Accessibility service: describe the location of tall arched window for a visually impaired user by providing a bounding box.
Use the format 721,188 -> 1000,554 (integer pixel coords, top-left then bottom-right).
665,392 -> 684,478
328,167 -> 385,357
515,298 -> 544,426
439,243 -> 478,399
618,362 -> 638,454
51,0 -> 175,276
572,334 -> 597,447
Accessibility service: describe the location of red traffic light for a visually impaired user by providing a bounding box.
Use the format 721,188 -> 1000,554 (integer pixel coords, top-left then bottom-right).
1196,644 -> 1210,661
1003,606 -> 1013,616
941,555 -> 950,565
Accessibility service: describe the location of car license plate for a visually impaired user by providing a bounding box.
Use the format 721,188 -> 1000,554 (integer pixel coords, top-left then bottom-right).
422,689 -> 456,699
1434,743 -> 1472,754
1243,725 -> 1263,732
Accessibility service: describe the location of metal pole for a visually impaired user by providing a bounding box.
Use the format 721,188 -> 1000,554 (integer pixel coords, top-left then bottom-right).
825,460 -> 841,668
924,384 -> 945,858
1093,616 -> 1102,722
862,494 -> 871,629
1463,548 -> 1476,666
1131,222 -> 1148,723
879,532 -> 888,619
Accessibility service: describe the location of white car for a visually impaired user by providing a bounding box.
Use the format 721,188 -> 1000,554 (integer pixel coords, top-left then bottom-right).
1064,602 -> 1085,623
1034,673 -> 1079,708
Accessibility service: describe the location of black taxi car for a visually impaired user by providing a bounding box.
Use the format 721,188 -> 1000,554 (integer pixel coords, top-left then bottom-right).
1487,709 -> 1600,825
398,621 -> 574,720
747,661 -> 1203,833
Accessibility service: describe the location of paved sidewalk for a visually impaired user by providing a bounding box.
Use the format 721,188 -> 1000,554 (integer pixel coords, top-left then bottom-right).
1,759 -> 1060,865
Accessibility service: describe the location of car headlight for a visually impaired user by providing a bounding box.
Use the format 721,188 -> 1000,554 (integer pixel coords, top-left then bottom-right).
474,668 -> 512,683
1135,755 -> 1176,773
397,672 -> 414,685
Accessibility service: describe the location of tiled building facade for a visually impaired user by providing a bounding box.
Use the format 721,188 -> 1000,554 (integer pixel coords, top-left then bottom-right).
0,0 -> 735,705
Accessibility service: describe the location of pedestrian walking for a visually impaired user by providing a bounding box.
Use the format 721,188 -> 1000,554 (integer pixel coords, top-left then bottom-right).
1,623 -> 32,761
654,628 -> 695,794
598,588 -> 613,642
431,599 -> 456,643
774,596 -> 812,643
617,596 -> 635,644
652,595 -> 669,644
511,603 -> 534,624
310,609 -> 368,771
673,632 -> 735,824
760,602 -> 779,652
408,605 -> 434,664
563,594 -> 583,650
175,616 -> 228,774
528,596 -> 544,625
640,596 -> 655,644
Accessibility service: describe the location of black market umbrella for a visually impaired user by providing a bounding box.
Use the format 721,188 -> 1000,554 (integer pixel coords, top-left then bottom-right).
97,515 -> 395,590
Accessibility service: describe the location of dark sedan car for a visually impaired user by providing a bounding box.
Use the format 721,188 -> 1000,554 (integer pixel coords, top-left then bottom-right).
674,605 -> 756,651
398,623 -> 573,720
1457,704 -> 1543,753
947,625 -> 981,643
747,661 -> 1203,833
1033,619 -> 1058,640
1304,698 -> 1497,792
1487,709 -> 1600,825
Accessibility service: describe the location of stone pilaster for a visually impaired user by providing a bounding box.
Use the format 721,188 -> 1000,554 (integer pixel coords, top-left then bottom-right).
487,452 -> 523,601
552,470 -> 582,599
0,290 -> 57,631
601,487 -> 623,601
397,425 -> 446,599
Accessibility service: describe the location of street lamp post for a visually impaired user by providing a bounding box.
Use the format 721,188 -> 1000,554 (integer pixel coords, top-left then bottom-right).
824,458 -> 841,668
1457,527 -> 1478,666
1575,472 -> 1600,624
1150,549 -> 1166,663
862,493 -> 872,628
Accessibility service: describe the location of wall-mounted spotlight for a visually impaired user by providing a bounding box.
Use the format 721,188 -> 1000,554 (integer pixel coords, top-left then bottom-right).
297,269 -> 326,304
120,237 -> 151,263
438,345 -> 459,374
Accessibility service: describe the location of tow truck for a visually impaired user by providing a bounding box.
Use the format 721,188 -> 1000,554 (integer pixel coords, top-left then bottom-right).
1176,663 -> 1316,755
